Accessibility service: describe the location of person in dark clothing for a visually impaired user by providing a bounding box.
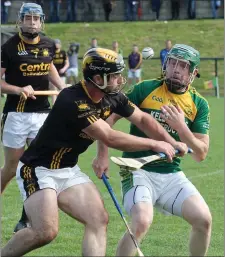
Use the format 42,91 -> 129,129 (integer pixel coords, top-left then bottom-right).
188,0 -> 196,19
66,0 -> 77,22
151,0 -> 161,20
124,0 -> 138,21
103,0 -> 113,21
171,0 -> 180,20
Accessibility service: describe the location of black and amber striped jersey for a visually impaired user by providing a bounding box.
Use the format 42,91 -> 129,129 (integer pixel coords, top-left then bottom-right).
53,49 -> 67,76
20,80 -> 135,169
1,33 -> 55,113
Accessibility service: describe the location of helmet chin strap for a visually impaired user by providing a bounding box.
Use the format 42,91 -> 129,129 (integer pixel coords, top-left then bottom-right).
88,73 -> 126,95
21,28 -> 39,39
165,79 -> 188,94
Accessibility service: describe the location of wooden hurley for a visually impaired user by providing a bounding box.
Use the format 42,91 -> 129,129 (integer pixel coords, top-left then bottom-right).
20,90 -> 59,100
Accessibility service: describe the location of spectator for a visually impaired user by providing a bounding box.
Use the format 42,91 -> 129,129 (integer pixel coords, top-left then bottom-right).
66,0 -> 77,22
89,38 -> 98,49
84,0 -> 95,22
1,1 -> 11,24
36,0 -> 44,8
171,0 -> 180,20
127,45 -> 142,86
151,0 -> 161,21
50,39 -> 69,104
124,0 -> 138,21
160,39 -> 172,67
112,41 -> 123,56
103,0 -> 113,21
66,42 -> 80,85
49,0 -> 61,23
188,0 -> 196,19
211,0 -> 221,19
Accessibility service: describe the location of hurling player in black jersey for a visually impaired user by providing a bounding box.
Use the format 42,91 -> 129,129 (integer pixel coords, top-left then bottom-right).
1,3 -> 66,232
50,38 -> 69,104
1,48 -> 187,256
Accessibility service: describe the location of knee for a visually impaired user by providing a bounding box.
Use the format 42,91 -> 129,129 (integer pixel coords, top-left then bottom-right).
89,208 -> 109,229
35,226 -> 58,246
134,216 -> 151,238
192,211 -> 212,234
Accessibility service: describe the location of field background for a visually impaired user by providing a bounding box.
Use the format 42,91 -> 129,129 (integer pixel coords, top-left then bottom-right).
1,20 -> 224,256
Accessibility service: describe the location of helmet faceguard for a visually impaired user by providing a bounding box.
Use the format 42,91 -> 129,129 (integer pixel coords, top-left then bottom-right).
83,48 -> 126,94
162,44 -> 200,94
17,3 -> 45,39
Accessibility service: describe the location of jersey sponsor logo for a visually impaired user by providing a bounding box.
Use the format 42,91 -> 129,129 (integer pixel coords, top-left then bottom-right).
150,110 -> 177,134
89,63 -> 110,72
152,95 -> 163,103
19,62 -> 50,76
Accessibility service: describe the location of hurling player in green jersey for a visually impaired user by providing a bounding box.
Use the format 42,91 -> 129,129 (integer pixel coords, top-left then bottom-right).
93,44 -> 211,256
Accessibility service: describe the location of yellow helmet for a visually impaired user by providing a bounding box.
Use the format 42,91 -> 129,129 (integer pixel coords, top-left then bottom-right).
82,48 -> 125,91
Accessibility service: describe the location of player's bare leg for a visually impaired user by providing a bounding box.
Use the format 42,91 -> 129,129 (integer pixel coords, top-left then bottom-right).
1,189 -> 58,257
182,195 -> 212,256
116,202 -> 153,256
1,146 -> 24,193
58,182 -> 108,256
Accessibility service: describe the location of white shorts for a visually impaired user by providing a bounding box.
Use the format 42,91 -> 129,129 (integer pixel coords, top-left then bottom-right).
1,112 -> 48,148
128,69 -> 141,79
66,67 -> 78,77
123,169 -> 205,217
16,162 -> 92,201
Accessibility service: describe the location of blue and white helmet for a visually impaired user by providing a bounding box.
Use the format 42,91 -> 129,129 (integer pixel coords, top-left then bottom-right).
19,3 -> 45,21
18,3 -> 45,39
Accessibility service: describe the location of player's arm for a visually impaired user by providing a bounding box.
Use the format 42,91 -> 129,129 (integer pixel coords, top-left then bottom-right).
125,105 -> 187,152
83,118 -> 175,155
160,104 -> 209,162
177,129 -> 209,162
1,68 -> 21,94
95,113 -> 122,159
1,68 -> 36,99
49,62 -> 66,90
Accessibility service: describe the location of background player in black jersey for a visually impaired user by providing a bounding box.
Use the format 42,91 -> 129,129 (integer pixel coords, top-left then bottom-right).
50,38 -> 69,104
1,2 -> 66,232
1,48 -> 187,257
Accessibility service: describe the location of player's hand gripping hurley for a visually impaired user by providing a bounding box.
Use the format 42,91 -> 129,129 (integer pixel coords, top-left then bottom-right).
101,174 -> 144,256
20,90 -> 59,100
111,148 -> 193,170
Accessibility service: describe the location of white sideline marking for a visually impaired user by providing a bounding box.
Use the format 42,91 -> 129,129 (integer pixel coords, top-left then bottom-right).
189,170 -> 224,180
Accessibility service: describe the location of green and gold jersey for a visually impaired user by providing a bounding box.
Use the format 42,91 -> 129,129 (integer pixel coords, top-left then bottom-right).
123,79 -> 210,174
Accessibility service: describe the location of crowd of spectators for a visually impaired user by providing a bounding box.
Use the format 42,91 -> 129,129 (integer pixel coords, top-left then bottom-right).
1,0 -> 223,24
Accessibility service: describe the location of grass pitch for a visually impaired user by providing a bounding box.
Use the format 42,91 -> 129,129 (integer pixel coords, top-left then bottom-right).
1,20 -> 224,256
